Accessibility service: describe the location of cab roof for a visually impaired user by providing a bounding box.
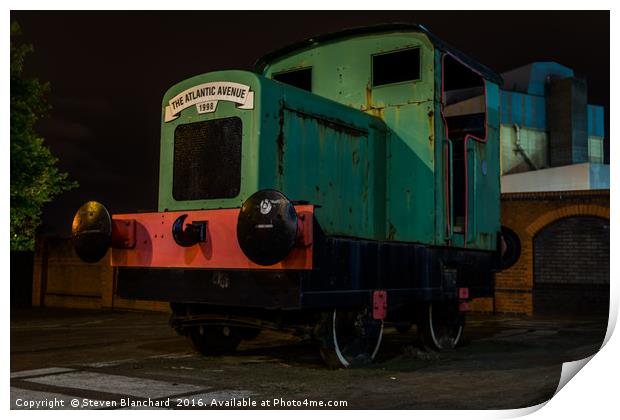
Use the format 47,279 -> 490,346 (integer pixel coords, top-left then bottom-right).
254,23 -> 503,85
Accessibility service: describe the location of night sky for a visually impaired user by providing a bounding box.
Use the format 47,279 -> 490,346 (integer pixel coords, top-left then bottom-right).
10,11 -> 610,237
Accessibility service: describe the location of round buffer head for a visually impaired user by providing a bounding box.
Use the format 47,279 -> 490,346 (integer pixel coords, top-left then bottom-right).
236,189 -> 298,266
71,201 -> 112,263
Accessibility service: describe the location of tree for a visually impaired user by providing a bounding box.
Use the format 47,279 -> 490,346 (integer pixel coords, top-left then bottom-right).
10,22 -> 77,251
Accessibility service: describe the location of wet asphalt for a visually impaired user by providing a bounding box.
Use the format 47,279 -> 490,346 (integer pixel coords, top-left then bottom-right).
10,307 -> 608,409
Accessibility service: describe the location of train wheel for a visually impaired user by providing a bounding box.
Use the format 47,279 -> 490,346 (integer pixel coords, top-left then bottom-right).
319,309 -> 383,369
187,325 -> 241,356
417,302 -> 464,351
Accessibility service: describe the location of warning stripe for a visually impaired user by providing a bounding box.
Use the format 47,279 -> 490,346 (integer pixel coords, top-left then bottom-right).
23,371 -> 204,399
11,368 -> 255,409
11,367 -> 75,379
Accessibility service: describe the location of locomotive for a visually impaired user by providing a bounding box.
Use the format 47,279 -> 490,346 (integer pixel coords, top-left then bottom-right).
72,24 -> 520,368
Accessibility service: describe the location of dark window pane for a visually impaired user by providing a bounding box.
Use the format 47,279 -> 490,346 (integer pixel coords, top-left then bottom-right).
373,48 -> 420,87
173,117 -> 242,200
273,68 -> 312,91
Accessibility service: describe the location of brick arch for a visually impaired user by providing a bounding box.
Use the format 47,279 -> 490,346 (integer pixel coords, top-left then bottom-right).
525,204 -> 610,238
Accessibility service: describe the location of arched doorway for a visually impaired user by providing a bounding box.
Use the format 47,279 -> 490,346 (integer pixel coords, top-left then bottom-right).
533,216 -> 609,316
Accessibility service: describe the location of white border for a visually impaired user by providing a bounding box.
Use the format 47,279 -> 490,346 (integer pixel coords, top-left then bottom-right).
4,3 -> 616,420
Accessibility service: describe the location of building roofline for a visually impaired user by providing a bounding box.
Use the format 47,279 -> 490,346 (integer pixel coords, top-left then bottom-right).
501,189 -> 610,201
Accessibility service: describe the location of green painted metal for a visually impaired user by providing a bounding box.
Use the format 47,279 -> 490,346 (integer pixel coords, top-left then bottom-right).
158,26 -> 502,251
159,70 -> 387,241
471,80 -> 501,250
263,87 -> 388,240
159,71 -> 262,212
263,32 -> 438,244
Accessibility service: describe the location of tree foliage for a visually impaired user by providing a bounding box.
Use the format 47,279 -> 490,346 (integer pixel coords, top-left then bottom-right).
11,22 -> 77,251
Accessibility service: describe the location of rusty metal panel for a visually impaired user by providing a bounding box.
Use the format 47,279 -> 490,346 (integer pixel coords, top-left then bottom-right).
264,85 -> 387,240
262,31 -> 438,244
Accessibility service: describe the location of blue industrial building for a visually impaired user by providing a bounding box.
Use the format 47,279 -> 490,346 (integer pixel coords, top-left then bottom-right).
498,62 -> 608,192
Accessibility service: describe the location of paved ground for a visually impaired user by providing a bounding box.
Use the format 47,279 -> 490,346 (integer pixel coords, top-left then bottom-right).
10,307 -> 607,409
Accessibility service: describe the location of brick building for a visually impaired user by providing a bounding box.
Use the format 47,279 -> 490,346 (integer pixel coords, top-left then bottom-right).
471,190 -> 609,315
470,62 -> 610,316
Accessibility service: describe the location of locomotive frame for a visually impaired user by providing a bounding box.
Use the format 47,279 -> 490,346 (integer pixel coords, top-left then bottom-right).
72,24 -> 519,368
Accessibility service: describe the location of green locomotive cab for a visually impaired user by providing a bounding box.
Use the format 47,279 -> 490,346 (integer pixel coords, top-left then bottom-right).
258,24 -> 502,250
72,24 -> 519,368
